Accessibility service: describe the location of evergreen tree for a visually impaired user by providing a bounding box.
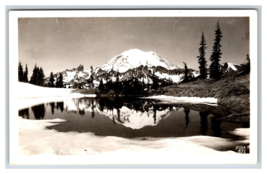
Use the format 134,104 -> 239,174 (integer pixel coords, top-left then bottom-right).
209,22 -> 223,79
56,73 -> 63,88
35,67 -> 40,85
183,62 -> 188,82
116,70 -> 119,83
115,70 -> 122,92
38,67 -> 44,86
98,79 -> 104,91
87,66 -> 94,88
30,64 -> 38,85
49,72 -> 54,87
151,70 -> 159,90
246,54 -> 250,73
90,66 -> 94,87
18,61 -> 24,82
23,64 -> 28,82
197,32 -> 208,79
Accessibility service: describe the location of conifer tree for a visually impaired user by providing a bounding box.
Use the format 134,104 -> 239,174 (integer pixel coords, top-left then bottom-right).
115,70 -> 121,92
49,72 -> 54,87
30,64 -> 38,85
116,70 -> 119,83
35,67 -> 40,85
90,66 -> 94,87
87,66 -> 94,88
18,61 -> 24,82
56,73 -> 63,88
197,32 -> 208,79
209,22 -> 223,79
98,79 -> 104,91
151,70 -> 159,90
244,54 -> 250,74
183,62 -> 188,82
38,67 -> 44,86
23,64 -> 28,82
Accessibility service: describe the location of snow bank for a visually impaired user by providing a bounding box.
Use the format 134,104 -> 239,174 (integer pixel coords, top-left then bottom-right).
18,82 -> 96,109
18,82 -> 74,98
142,95 -> 217,104
15,117 -> 252,165
230,128 -> 250,144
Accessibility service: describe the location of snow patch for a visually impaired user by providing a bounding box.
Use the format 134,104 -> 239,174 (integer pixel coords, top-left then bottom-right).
143,95 -> 217,104
17,117 -> 251,165
17,82 -> 96,109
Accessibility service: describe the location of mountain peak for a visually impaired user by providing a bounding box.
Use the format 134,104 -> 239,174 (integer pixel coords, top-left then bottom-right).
77,65 -> 84,71
100,49 -> 180,73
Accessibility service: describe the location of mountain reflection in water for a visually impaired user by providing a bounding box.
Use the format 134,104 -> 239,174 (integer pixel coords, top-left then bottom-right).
19,97 -> 248,139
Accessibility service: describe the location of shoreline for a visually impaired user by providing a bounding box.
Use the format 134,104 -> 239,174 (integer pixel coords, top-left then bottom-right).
16,117 -> 250,164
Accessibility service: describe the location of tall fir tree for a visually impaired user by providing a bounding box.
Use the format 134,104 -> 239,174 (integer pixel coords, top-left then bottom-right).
209,22 -> 223,79
30,64 -> 38,85
197,32 -> 208,79
115,70 -> 121,92
18,61 -> 24,82
98,79 -> 104,91
23,64 -> 28,82
183,62 -> 188,82
49,72 -> 54,87
90,66 -> 94,87
56,73 -> 63,88
151,70 -> 159,90
87,66 -> 94,88
116,70 -> 119,83
245,54 -> 250,73
38,67 -> 44,86
35,67 -> 40,85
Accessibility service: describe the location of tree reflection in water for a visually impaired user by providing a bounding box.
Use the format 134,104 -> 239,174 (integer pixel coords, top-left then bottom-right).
91,100 -> 95,119
183,107 -> 190,129
50,102 -> 55,115
31,104 -> 46,120
20,97 -> 249,141
153,104 -> 158,124
210,116 -> 222,137
79,109 -> 85,116
199,112 -> 209,135
19,108 -> 29,119
56,102 -> 64,112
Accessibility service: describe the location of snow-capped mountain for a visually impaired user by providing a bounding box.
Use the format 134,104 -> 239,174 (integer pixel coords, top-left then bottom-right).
44,49 -> 241,88
44,65 -> 92,87
97,49 -> 182,73
220,62 -> 241,73
92,49 -> 197,86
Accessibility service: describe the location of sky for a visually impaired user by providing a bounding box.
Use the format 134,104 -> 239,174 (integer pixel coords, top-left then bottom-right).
18,17 -> 249,76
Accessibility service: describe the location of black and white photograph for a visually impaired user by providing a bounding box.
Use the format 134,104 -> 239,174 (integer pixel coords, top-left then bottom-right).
9,10 -> 258,165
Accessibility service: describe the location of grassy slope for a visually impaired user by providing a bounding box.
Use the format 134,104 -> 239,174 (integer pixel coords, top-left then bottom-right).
148,73 -> 250,122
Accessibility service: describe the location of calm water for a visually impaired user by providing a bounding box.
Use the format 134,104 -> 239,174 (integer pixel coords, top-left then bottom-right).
19,97 -> 249,141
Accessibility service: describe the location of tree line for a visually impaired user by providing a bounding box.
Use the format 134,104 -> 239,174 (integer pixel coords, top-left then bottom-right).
18,62 -> 64,88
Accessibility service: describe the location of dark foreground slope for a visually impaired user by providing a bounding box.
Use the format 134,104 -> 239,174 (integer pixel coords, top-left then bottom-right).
148,73 -> 250,123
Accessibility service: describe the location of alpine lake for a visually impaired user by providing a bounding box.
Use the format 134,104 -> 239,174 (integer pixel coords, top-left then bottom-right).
19,97 -> 250,153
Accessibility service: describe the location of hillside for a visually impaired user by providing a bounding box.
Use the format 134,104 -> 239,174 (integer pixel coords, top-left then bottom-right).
148,73 -> 250,123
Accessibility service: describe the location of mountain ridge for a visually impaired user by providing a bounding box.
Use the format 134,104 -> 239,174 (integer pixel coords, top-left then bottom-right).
43,49 -> 241,88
